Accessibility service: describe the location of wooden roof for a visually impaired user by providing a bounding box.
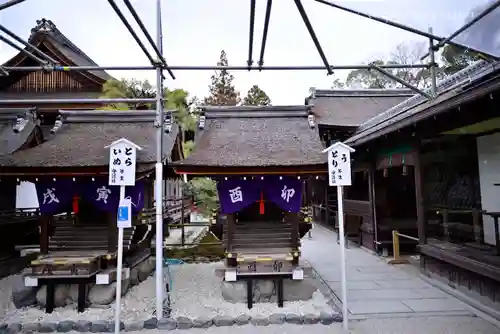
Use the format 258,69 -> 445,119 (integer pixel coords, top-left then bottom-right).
306,89 -> 414,127
0,111 -> 180,173
172,105 -> 327,174
346,60 -> 500,146
0,108 -> 42,157
0,18 -> 112,90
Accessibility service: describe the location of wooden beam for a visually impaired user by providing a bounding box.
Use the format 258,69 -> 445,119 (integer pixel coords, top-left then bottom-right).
413,147 -> 427,246
367,159 -> 378,250
39,215 -> 50,254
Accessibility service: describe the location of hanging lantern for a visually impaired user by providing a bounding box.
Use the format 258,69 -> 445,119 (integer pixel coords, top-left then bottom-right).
402,155 -> 408,176
259,190 -> 265,215
72,194 -> 80,214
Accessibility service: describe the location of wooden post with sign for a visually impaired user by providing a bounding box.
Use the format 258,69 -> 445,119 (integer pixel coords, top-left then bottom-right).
322,141 -> 355,333
106,138 -> 142,334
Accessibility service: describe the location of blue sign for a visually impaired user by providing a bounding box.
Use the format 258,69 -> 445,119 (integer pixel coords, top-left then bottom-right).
118,206 -> 129,221
117,198 -> 132,228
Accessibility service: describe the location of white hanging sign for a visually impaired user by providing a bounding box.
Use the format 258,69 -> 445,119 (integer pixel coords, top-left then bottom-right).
323,141 -> 355,187
106,138 -> 142,187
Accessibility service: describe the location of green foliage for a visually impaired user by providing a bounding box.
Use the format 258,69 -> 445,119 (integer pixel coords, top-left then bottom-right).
101,78 -> 155,109
182,140 -> 195,157
203,50 -> 241,106
163,232 -> 224,260
184,178 -> 218,217
101,78 -> 197,134
243,85 -> 272,106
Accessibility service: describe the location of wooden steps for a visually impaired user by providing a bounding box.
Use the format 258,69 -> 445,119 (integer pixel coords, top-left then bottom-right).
228,220 -> 294,252
49,218 -> 135,251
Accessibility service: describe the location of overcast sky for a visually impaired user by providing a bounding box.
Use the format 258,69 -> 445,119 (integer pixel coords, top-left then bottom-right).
0,0 -> 493,104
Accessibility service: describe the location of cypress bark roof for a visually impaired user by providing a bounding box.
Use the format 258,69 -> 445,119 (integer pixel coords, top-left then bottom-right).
306,89 -> 414,127
0,108 -> 40,156
172,105 -> 326,168
0,110 -> 178,168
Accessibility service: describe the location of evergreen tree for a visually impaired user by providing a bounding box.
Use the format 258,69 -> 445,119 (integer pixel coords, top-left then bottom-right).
203,50 -> 241,106
243,85 -> 272,106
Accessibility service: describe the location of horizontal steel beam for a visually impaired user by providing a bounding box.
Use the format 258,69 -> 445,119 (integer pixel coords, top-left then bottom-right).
3,63 -> 429,72
0,98 -> 156,104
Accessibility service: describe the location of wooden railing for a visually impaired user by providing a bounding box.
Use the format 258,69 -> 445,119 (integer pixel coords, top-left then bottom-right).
427,207 -> 484,243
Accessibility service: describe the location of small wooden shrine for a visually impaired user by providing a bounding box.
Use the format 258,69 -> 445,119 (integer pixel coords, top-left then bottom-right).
0,110 -> 184,312
172,105 -> 324,308
0,108 -> 44,277
0,18 -> 114,125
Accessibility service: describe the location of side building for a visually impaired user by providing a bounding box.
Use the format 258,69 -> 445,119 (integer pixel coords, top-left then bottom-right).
339,60 -> 500,317
305,88 -> 413,249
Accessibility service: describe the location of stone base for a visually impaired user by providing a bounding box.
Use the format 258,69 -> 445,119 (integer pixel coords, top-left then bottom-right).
12,256 -> 156,309
220,278 -> 318,303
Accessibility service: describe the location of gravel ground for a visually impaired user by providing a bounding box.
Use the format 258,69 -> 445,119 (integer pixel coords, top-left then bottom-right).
1,262 -> 331,323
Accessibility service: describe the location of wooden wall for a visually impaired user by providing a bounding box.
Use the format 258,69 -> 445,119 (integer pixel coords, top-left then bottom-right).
6,71 -> 89,93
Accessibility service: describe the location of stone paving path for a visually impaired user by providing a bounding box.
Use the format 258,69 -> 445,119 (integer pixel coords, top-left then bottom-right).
302,223 -> 496,320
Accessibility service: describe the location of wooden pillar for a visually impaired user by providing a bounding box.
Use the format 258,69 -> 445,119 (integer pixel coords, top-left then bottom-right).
367,162 -> 378,251
288,212 -> 300,250
39,215 -> 51,254
324,185 -> 330,225
107,211 -> 118,253
226,213 -> 235,251
413,148 -> 427,245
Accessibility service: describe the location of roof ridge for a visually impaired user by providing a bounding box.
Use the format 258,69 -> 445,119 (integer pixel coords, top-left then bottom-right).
30,18 -> 99,66
356,59 -> 496,133
311,88 -> 415,97
58,109 -> 176,124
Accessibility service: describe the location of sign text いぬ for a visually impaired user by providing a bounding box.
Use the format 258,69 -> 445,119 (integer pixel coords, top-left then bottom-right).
106,138 -> 142,187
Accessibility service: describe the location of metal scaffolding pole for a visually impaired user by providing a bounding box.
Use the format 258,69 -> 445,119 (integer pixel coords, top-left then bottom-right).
122,0 -> 175,79
0,66 -> 8,76
370,65 -> 432,99
420,0 -> 500,60
294,0 -> 333,75
2,64 -> 430,72
313,0 -> 499,60
0,24 -> 58,64
0,98 -> 156,104
107,0 -> 158,68
0,35 -> 47,65
154,0 -> 165,320
428,27 -> 438,97
0,0 -> 25,11
247,0 -> 256,70
258,0 -> 273,70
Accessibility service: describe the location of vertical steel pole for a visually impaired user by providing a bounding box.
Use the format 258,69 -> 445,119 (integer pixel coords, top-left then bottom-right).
337,185 -> 348,332
428,27 -> 438,97
154,0 -> 165,320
